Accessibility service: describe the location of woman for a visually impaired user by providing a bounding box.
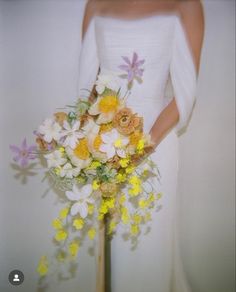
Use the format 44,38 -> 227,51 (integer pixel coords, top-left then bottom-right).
77,0 -> 204,291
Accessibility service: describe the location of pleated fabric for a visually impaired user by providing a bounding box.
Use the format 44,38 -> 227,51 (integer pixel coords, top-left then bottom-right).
76,13 -> 197,292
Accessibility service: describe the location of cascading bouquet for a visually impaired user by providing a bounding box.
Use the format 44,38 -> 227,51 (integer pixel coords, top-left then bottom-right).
9,52 -> 162,281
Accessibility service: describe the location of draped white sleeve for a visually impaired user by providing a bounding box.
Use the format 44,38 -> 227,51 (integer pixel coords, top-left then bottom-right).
77,18 -> 100,99
170,16 -> 198,134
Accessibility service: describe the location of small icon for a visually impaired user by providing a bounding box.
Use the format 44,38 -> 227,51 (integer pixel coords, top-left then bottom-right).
8,270 -> 24,286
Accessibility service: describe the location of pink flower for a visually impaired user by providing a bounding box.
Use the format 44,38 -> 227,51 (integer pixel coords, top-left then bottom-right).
118,52 -> 145,84
9,138 -> 37,168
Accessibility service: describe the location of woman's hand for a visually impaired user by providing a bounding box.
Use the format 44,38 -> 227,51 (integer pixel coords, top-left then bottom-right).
130,144 -> 155,167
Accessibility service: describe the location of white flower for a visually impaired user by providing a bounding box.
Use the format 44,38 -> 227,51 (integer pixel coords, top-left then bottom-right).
95,73 -> 120,94
99,129 -> 129,160
38,118 -> 62,143
60,162 -> 80,178
65,184 -> 94,218
44,150 -> 67,168
66,146 -> 92,169
82,118 -> 100,139
61,120 -> 84,149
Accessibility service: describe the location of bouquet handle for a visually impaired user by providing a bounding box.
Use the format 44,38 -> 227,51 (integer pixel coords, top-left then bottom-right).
96,214 -> 111,292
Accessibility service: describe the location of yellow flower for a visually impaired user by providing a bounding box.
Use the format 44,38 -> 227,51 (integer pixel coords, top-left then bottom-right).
54,166 -> 61,175
37,256 -> 48,276
56,250 -> 67,262
52,218 -> 63,230
92,180 -> 100,190
68,241 -> 80,257
88,204 -> 94,215
129,131 -> 142,146
121,207 -> 130,224
55,229 -> 68,242
116,173 -> 127,183
148,193 -> 155,203
144,212 -> 152,222
137,139 -> 145,151
59,147 -> 65,153
119,157 -> 130,168
59,207 -> 69,219
73,138 -> 90,160
89,161 -> 102,169
73,218 -> 84,230
108,221 -> 117,234
99,203 -> 108,214
88,228 -> 96,240
125,166 -> 135,174
98,95 -> 119,114
128,185 -> 142,196
133,214 -> 142,224
129,175 -> 141,185
139,199 -> 148,209
119,194 -> 126,204
157,192 -> 163,200
130,224 -> 139,236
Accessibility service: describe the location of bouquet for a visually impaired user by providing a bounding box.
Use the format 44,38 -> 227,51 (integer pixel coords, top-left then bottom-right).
9,52 -> 162,283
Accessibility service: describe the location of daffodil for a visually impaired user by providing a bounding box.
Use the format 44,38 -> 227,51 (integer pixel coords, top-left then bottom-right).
88,92 -> 124,124
65,184 -> 94,218
66,139 -> 92,170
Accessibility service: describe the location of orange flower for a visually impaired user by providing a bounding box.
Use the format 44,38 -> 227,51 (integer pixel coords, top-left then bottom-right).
113,108 -> 143,135
36,137 -> 56,151
100,182 -> 118,197
54,112 -> 67,126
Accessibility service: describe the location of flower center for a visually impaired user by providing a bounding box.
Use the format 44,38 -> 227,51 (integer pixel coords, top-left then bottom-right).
98,95 -> 119,114
73,138 -> 90,160
20,150 -> 28,157
93,135 -> 102,151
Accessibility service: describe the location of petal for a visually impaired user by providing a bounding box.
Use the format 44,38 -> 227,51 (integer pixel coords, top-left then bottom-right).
20,157 -> 29,167
99,143 -> 111,153
117,148 -> 126,158
81,184 -> 92,198
21,138 -> 27,150
70,202 -> 81,216
127,70 -> 134,83
88,103 -> 100,115
107,147 -> 116,159
122,56 -> 131,65
101,132 -> 111,144
136,59 -> 145,66
132,52 -> 138,65
78,203 -> 88,219
118,65 -> 130,71
9,145 -> 20,153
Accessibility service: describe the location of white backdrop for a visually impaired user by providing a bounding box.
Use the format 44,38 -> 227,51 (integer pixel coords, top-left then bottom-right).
0,1 -> 235,292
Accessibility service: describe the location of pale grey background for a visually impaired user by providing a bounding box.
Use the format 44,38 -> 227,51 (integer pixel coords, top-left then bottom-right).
0,1 -> 235,292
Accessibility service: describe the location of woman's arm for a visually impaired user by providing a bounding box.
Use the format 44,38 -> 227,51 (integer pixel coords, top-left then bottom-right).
149,1 -> 205,149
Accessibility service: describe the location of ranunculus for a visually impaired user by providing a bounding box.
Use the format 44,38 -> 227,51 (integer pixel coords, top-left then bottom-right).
113,107 -> 143,135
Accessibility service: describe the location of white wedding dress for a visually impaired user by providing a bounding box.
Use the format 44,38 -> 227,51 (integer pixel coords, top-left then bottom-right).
77,13 -> 197,292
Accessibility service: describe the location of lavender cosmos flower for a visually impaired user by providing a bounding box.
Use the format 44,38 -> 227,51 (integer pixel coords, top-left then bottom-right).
118,52 -> 145,84
9,138 -> 37,168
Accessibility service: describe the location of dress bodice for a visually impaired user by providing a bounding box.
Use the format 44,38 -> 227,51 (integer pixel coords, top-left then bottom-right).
77,13 -> 197,134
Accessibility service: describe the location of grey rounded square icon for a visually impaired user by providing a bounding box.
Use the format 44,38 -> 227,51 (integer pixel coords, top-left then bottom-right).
8,270 -> 24,286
